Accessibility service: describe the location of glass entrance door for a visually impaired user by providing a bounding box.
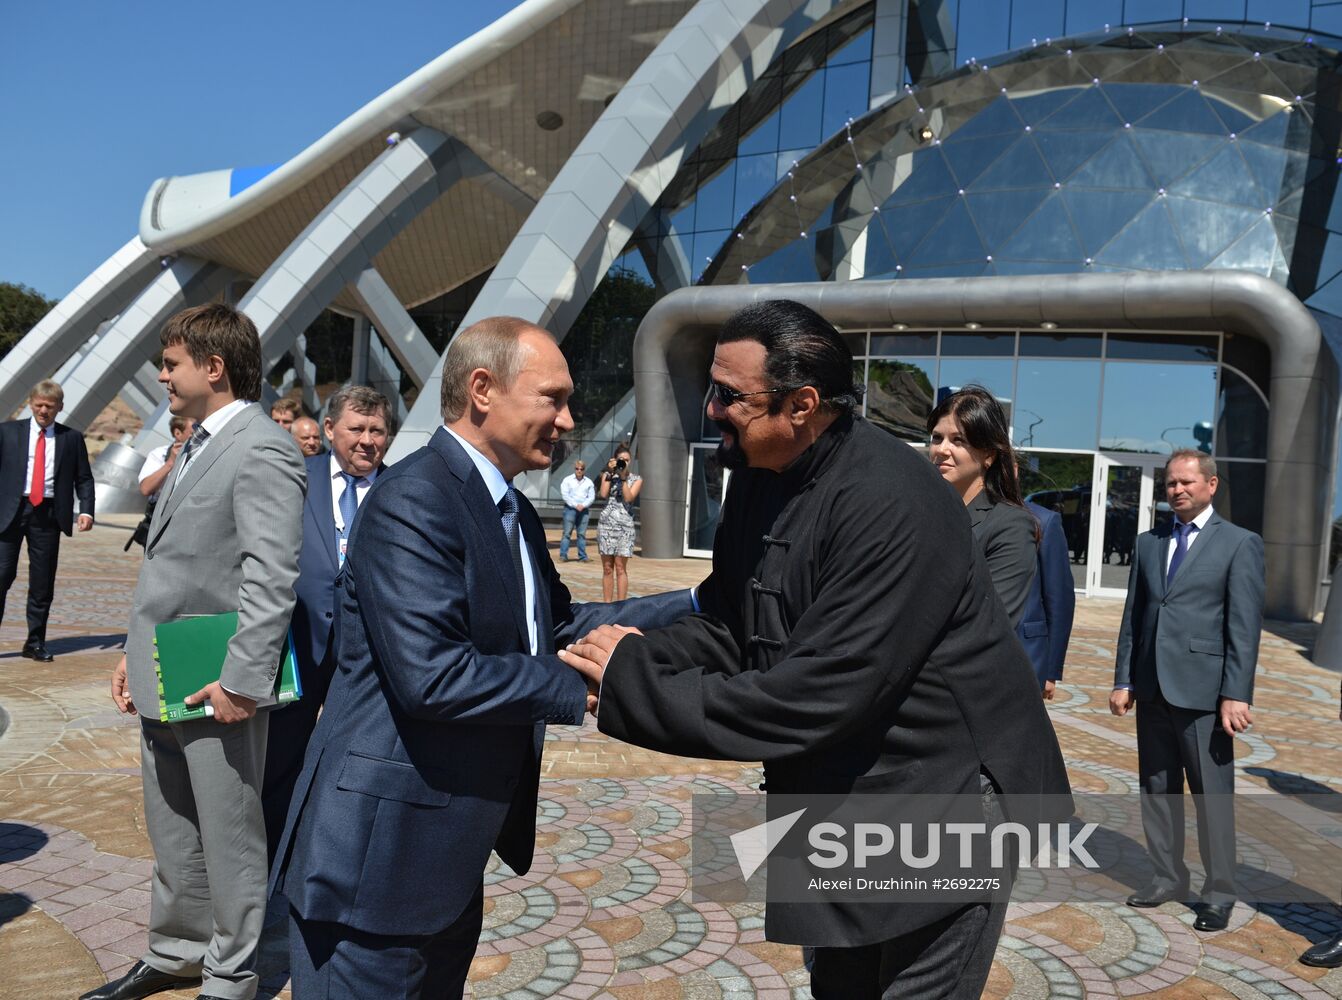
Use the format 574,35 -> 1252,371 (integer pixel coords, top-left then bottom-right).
1089,453 -> 1172,597
684,444 -> 731,557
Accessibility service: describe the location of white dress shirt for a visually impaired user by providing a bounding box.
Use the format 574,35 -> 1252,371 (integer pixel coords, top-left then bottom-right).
171,398 -> 251,493
23,419 -> 55,499
561,473 -> 595,509
1165,505 -> 1214,574
329,454 -> 378,533
444,427 -> 539,655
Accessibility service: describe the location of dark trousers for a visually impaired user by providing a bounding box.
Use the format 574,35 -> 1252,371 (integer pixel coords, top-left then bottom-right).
262,644 -> 336,866
288,885 -> 483,999
0,499 -> 60,645
1136,689 -> 1237,904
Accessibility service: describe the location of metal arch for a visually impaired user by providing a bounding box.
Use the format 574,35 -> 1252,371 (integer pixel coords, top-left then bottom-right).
386,0 -> 842,462
631,271 -> 1335,621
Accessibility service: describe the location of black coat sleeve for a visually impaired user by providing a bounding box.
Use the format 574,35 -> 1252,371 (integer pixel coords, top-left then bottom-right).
598,479 -> 974,762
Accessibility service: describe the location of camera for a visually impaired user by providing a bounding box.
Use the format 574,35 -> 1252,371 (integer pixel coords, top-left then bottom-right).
615,458 -> 627,471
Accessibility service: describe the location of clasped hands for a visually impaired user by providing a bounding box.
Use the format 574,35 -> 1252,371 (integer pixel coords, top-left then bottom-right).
558,624 -> 642,714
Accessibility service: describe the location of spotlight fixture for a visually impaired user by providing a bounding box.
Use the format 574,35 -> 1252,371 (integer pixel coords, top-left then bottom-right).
1041,322 -> 1058,331
965,322 -> 981,331
913,123 -> 935,144
535,110 -> 564,131
385,132 -> 402,146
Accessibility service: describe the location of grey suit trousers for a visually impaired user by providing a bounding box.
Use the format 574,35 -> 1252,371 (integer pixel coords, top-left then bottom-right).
141,716 -> 269,999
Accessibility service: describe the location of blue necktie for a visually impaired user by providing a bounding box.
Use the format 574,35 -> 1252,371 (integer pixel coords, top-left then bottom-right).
337,472 -> 359,565
1167,520 -> 1195,585
497,487 -> 527,604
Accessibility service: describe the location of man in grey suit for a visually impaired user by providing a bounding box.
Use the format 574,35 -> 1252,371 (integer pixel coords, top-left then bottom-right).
85,304 -> 305,1000
1110,449 -> 1264,933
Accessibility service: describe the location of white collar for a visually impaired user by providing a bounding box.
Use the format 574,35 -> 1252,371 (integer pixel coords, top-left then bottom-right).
328,452 -> 378,484
444,426 -> 510,505
197,398 -> 251,437
1177,506 -> 1214,532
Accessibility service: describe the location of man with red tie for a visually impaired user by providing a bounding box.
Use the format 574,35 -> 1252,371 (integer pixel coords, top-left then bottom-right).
0,380 -> 95,662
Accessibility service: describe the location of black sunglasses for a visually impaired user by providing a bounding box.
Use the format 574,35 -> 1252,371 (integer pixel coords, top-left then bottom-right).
710,381 -> 798,407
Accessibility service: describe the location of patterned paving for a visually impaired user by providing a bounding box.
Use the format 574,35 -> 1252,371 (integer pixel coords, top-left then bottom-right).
2,517 -> 1342,997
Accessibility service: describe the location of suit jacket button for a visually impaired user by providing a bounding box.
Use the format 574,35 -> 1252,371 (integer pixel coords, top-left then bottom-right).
325,612 -> 333,619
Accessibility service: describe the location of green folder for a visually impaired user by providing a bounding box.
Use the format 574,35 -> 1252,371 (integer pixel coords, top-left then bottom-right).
153,611 -> 301,722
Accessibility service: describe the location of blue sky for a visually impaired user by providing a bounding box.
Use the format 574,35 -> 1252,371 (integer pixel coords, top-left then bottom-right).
0,0 -> 525,300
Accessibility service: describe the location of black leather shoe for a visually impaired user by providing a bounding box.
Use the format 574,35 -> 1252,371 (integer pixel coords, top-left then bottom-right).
1193,902 -> 1233,931
1126,883 -> 1186,908
20,642 -> 53,662
1300,933 -> 1342,967
78,961 -> 200,1000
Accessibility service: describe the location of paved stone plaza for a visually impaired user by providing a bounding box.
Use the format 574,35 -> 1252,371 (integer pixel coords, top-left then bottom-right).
2,517 -> 1342,998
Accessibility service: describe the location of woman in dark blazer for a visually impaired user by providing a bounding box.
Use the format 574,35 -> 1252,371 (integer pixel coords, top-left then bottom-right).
927,386 -> 1038,627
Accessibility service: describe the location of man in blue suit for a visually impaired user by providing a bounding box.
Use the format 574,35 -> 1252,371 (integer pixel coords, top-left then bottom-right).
1017,501 -> 1076,698
271,317 -> 694,998
261,384 -> 391,864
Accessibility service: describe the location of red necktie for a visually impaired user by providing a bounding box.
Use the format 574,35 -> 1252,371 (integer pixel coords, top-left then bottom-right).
29,429 -> 45,507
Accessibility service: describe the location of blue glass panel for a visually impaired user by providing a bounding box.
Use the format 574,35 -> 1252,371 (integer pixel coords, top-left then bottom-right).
1239,110 -> 1289,148
746,234 -> 818,284
1009,0 -> 1066,47
1101,83 -> 1182,125
692,230 -> 732,281
965,188 -> 1051,246
822,62 -> 870,141
694,161 -> 738,232
871,333 -> 937,356
885,152 -> 959,205
1204,95 -> 1256,133
1100,362 -> 1218,454
1165,197 -> 1263,266
1215,367 -> 1268,459
734,154 -> 777,219
828,26 -> 873,66
1096,201 -> 1188,268
669,203 -> 695,238
778,73 -> 824,151
1123,0 -> 1184,22
941,332 -> 1015,357
1063,0 -> 1123,34
1068,135 -> 1155,189
1033,129 -> 1117,182
947,98 -> 1025,142
738,108 -> 780,157
908,200 -> 987,266
1206,216 -> 1277,272
968,136 -> 1053,190
1130,131 -> 1224,186
888,196 -> 955,257
937,359 -> 1015,403
1234,138 -> 1288,202
1306,272 -> 1342,317
1061,189 -> 1155,255
1039,87 -> 1124,130
1184,0 -> 1249,20
1014,360 -> 1102,450
991,259 -> 1083,274
1136,89 -> 1231,135
1249,0 -> 1306,28
863,218 -> 900,276
1313,4 -> 1342,36
955,0 -> 1010,63
1105,335 -> 1223,362
1315,230 -> 1342,287
1019,332 -> 1102,357
943,135 -> 1017,187
1276,187 -> 1304,218
1001,194 -> 1083,261
903,262 -> 988,278
1011,89 -> 1082,125
1169,145 -> 1262,208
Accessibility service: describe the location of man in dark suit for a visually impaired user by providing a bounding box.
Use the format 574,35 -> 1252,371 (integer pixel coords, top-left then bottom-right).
561,301 -> 1070,1000
1111,449 -> 1264,932
261,384 -> 391,864
271,317 -> 694,999
0,379 -> 95,661
1018,501 -> 1076,698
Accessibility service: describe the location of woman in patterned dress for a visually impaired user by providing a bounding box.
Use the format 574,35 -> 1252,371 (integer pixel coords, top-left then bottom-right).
596,442 -> 642,601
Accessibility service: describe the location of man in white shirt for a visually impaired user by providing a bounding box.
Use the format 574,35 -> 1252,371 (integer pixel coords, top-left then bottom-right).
137,416 -> 192,502
558,459 -> 595,561
0,380 -> 94,662
261,384 -> 391,863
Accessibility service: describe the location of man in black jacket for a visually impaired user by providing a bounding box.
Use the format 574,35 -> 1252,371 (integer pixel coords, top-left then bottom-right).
562,301 -> 1071,1000
0,380 -> 94,661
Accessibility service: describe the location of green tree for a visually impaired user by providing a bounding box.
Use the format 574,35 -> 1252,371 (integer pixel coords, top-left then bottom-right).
0,282 -> 56,359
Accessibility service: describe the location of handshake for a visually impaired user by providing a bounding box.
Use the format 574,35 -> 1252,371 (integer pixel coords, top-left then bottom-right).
558,624 -> 643,715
